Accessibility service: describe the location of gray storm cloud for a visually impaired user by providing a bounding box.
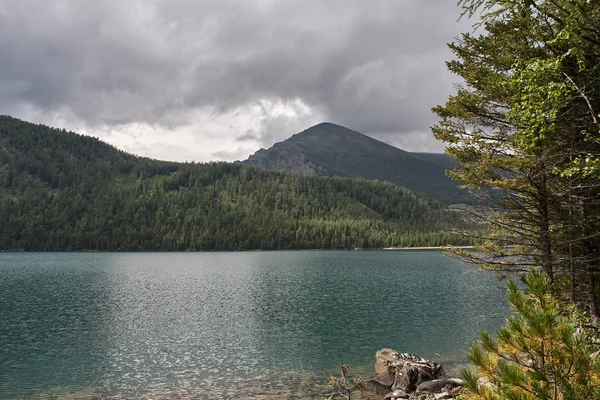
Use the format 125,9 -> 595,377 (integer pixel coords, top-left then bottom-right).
0,0 -> 471,157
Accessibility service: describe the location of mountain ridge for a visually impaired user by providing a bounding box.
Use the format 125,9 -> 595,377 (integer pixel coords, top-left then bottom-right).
243,122 -> 471,204
0,115 -> 473,251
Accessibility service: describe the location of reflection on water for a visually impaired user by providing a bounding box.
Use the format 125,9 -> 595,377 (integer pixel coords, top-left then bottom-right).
0,251 -> 509,399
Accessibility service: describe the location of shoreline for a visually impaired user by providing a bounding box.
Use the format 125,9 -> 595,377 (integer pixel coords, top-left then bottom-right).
0,246 -> 475,253
382,246 -> 474,251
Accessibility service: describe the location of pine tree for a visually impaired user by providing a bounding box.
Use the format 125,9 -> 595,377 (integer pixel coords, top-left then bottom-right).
433,0 -> 600,317
462,270 -> 600,400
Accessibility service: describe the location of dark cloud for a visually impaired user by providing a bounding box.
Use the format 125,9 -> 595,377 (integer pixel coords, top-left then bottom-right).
0,0 -> 472,158
236,131 -> 260,142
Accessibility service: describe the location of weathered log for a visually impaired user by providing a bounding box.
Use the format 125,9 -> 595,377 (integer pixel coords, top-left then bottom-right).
374,348 -> 444,392
416,378 -> 463,394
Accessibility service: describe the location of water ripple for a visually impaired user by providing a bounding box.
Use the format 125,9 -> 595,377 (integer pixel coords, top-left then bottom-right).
0,251 -> 509,399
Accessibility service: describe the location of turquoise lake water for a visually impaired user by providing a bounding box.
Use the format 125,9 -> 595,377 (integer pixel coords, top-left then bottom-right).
0,251 -> 510,399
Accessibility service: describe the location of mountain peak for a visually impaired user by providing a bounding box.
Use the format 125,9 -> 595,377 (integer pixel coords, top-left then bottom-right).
243,123 -> 470,204
296,122 -> 364,137
307,122 -> 341,129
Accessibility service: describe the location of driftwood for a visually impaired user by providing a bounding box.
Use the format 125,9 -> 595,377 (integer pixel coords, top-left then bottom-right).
369,348 -> 463,399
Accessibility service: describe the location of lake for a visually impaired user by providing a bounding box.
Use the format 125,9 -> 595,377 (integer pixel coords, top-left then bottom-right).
0,251 -> 510,399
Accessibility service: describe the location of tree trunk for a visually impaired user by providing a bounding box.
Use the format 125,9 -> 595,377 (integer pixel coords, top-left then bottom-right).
538,166 -> 553,281
587,271 -> 600,324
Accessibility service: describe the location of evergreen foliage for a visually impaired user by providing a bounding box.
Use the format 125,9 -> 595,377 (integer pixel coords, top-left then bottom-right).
462,270 -> 600,400
0,116 -> 471,251
433,0 -> 600,317
434,1 -> 600,398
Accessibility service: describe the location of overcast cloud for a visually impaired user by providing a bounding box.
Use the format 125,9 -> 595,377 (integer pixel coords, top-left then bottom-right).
0,0 -> 472,161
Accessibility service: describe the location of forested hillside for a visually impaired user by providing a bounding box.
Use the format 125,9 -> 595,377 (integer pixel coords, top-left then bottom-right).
0,116 -> 472,251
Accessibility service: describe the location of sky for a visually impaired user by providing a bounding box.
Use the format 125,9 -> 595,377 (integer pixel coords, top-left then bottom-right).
0,0 -> 475,162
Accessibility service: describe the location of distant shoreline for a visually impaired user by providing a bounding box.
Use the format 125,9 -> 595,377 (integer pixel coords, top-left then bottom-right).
0,246 -> 475,253
381,246 -> 475,251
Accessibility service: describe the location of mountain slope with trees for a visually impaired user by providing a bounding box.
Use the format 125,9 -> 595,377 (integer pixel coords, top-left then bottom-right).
243,122 -> 473,204
0,116 -> 472,251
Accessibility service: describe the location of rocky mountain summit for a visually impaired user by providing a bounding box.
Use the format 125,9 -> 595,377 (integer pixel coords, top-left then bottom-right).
243,123 -> 472,204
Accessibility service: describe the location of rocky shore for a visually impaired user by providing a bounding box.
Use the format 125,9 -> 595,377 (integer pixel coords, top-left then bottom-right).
357,348 -> 464,399
28,349 -> 465,399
